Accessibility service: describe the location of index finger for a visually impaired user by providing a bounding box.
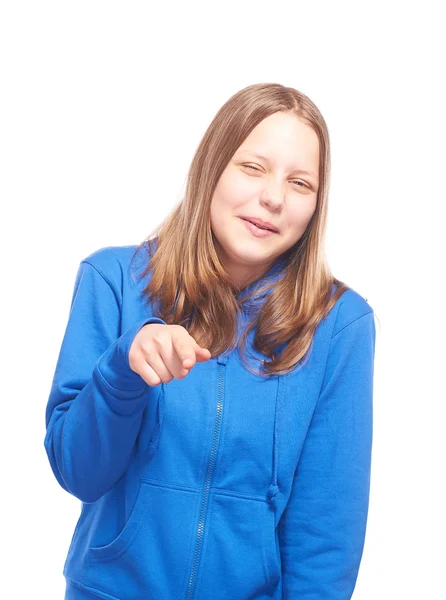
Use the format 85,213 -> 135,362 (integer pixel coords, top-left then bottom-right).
171,331 -> 198,369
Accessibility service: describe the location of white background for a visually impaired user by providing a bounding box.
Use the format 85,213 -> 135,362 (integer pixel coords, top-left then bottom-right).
1,1 -> 445,598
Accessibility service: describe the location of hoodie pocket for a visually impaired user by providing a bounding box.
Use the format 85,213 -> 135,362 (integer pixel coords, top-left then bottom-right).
85,480 -> 199,599
87,481 -> 151,563
195,493 -> 281,598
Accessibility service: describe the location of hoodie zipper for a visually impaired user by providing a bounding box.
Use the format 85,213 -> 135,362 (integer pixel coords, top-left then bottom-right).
185,361 -> 226,600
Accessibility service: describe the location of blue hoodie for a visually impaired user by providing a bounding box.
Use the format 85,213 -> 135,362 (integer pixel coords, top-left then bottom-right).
44,241 -> 376,600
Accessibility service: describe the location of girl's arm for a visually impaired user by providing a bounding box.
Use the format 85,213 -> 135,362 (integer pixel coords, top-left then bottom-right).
44,259 -> 165,503
279,309 -> 376,599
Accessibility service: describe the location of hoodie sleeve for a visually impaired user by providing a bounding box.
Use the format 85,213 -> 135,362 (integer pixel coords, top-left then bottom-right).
44,259 -> 166,504
279,310 -> 376,599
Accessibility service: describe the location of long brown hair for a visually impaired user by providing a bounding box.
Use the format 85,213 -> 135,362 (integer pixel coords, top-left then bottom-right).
131,83 -> 350,377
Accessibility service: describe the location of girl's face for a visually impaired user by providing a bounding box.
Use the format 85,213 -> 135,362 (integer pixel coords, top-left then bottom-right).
210,111 -> 320,289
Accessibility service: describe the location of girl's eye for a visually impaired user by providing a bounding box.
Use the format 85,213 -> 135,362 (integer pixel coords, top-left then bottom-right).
243,165 -> 308,188
244,165 -> 260,172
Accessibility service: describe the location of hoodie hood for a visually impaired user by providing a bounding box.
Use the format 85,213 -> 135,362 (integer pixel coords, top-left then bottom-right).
235,255 -> 287,309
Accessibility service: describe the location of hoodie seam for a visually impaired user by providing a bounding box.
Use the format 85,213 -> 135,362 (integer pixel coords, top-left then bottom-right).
65,575 -> 123,600
331,310 -> 373,340
140,477 -> 269,502
81,260 -> 121,310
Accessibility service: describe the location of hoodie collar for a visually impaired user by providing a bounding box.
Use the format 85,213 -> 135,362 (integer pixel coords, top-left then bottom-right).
235,255 -> 287,312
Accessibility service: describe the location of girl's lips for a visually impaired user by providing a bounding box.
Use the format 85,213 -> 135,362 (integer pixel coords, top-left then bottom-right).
240,217 -> 279,232
240,217 -> 277,238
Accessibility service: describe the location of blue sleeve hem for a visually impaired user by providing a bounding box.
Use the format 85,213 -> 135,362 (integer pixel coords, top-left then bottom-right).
96,316 -> 167,397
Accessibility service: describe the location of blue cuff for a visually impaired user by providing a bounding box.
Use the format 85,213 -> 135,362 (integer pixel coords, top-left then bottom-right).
95,317 -> 166,399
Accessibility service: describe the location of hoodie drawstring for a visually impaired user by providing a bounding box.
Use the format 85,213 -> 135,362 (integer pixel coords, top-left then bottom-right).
267,372 -> 288,508
147,385 -> 165,459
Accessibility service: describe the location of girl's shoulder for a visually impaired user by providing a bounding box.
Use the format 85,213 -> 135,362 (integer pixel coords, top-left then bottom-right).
81,244 -> 139,273
79,244 -> 144,287
329,285 -> 374,338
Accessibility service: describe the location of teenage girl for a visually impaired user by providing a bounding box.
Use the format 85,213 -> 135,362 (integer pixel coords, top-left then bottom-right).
44,82 -> 377,600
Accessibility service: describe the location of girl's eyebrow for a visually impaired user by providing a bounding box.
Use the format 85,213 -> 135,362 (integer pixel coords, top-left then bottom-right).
238,151 -> 318,181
